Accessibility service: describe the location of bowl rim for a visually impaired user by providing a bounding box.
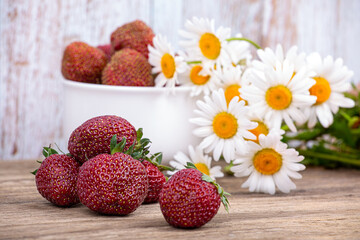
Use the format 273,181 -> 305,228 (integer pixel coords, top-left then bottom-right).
62,79 -> 192,93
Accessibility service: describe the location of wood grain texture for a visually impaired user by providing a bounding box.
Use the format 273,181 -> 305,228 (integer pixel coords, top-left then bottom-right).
0,161 -> 359,239
1,0 -> 359,160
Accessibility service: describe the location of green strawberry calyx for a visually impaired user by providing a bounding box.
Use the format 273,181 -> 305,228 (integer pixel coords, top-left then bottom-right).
110,129 -> 175,172
110,129 -> 155,160
110,134 -> 144,159
186,162 -> 230,212
31,145 -> 59,175
142,152 -> 175,172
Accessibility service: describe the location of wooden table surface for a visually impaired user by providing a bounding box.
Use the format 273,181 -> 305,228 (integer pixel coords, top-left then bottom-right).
0,160 -> 359,240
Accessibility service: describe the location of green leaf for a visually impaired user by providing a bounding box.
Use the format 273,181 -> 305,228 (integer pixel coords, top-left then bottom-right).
110,134 -> 117,152
221,195 -> 230,212
329,118 -> 355,148
31,169 -> 38,175
136,128 -> 144,142
42,146 -> 58,158
295,128 -> 324,141
201,174 -> 214,183
200,171 -> 230,213
185,162 -> 197,169
151,152 -> 163,165
110,136 -> 127,155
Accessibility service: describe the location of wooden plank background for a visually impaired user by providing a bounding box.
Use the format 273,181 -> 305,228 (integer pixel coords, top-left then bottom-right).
1,161 -> 360,239
1,0 -> 360,160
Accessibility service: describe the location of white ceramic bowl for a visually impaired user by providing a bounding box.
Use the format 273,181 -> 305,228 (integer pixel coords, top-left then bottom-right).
62,79 -> 201,162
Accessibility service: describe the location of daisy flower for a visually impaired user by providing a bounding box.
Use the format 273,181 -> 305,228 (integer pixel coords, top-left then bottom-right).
231,132 -> 305,195
168,145 -> 224,180
217,65 -> 249,106
179,62 -> 222,96
225,33 -> 252,68
240,60 -> 317,132
148,34 -> 187,89
304,52 -> 355,128
252,44 -> 307,74
179,17 -> 231,73
246,113 -> 285,144
190,88 -> 257,162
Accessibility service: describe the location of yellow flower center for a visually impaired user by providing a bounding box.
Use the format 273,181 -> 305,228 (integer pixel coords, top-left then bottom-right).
309,76 -> 331,105
194,162 -> 210,176
190,65 -> 210,85
199,33 -> 221,60
161,53 -> 176,78
265,85 -> 292,110
225,84 -> 245,106
253,148 -> 282,175
212,112 -> 238,139
248,121 -> 269,143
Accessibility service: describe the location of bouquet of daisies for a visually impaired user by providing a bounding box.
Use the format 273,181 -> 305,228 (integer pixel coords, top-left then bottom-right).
148,17 -> 359,195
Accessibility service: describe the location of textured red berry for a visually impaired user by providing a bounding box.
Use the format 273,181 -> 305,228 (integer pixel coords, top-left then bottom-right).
61,41 -> 107,84
142,160 -> 166,203
111,20 -> 154,59
101,48 -> 154,86
76,152 -> 149,215
35,154 -> 80,207
97,44 -> 114,62
68,115 -> 137,164
159,168 -> 221,228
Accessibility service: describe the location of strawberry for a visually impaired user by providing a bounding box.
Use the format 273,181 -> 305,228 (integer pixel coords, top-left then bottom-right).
141,159 -> 166,203
76,136 -> 149,215
110,20 -> 154,59
101,48 -> 154,86
159,163 -> 230,228
33,147 -> 80,207
68,115 -> 137,164
97,44 -> 114,62
140,152 -> 175,204
61,41 -> 107,84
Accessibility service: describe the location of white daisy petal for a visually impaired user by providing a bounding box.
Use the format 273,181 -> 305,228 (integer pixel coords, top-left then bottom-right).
191,88 -> 255,163
148,34 -> 186,91
169,145 -> 223,180
232,132 -> 304,195
304,52 -> 354,128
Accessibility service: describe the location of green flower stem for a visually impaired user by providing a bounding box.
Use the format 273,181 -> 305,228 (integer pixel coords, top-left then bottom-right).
186,61 -> 202,65
226,37 -> 262,50
339,110 -> 352,121
224,160 -> 235,176
337,143 -> 360,155
350,128 -> 360,135
298,149 -> 360,167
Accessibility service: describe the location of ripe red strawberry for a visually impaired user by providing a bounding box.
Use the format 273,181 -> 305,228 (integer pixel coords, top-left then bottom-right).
159,164 -> 229,228
111,20 -> 154,59
142,160 -> 166,203
97,44 -> 114,62
61,41 -> 107,84
34,147 -> 80,207
101,48 -> 154,86
76,137 -> 149,215
68,115 -> 137,164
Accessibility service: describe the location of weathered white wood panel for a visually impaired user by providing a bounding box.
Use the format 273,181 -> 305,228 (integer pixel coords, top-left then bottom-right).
0,0 -> 151,160
261,0 -> 360,77
1,0 -> 359,160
